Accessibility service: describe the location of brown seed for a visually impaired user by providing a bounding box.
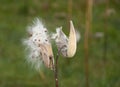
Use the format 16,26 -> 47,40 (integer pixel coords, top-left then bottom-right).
40,52 -> 42,55
49,56 -> 52,60
45,30 -> 47,32
38,44 -> 40,47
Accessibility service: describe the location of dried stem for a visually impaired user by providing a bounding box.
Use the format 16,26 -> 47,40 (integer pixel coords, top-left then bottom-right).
54,51 -> 59,87
54,46 -> 66,87
84,0 -> 93,87
54,49 -> 62,87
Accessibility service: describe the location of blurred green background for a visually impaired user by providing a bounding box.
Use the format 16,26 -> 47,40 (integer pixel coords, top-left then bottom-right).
0,0 -> 120,87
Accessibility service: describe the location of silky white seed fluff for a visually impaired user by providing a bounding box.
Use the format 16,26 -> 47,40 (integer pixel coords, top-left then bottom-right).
23,18 -> 50,71
51,27 -> 68,57
51,27 -> 68,42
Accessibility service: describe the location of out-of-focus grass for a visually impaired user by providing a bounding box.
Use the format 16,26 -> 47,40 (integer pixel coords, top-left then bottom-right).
0,0 -> 120,87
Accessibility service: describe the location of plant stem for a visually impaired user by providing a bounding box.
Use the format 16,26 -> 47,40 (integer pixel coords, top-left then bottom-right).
84,0 -> 93,87
54,50 -> 60,87
54,46 -> 65,87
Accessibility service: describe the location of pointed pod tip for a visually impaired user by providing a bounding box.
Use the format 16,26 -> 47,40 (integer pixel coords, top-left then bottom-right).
70,20 -> 73,23
67,20 -> 77,57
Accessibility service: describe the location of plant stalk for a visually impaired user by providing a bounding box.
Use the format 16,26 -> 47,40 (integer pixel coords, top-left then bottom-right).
84,0 -> 93,87
54,46 -> 65,87
55,52 -> 59,87
54,49 -> 61,87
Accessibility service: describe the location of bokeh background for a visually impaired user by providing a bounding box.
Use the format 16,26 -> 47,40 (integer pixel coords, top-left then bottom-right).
0,0 -> 120,87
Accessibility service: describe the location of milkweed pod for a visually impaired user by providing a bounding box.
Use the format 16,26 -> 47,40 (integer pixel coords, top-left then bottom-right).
67,20 -> 77,57
52,20 -> 77,57
40,43 -> 54,70
24,18 -> 54,71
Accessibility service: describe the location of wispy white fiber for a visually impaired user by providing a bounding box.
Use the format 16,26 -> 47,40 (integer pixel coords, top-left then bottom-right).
23,18 -> 53,70
52,27 -> 68,57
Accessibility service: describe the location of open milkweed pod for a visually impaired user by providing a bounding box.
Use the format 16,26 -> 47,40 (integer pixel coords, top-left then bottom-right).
24,18 -> 54,70
51,27 -> 68,57
40,43 -> 54,70
52,20 -> 77,57
67,20 -> 77,57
